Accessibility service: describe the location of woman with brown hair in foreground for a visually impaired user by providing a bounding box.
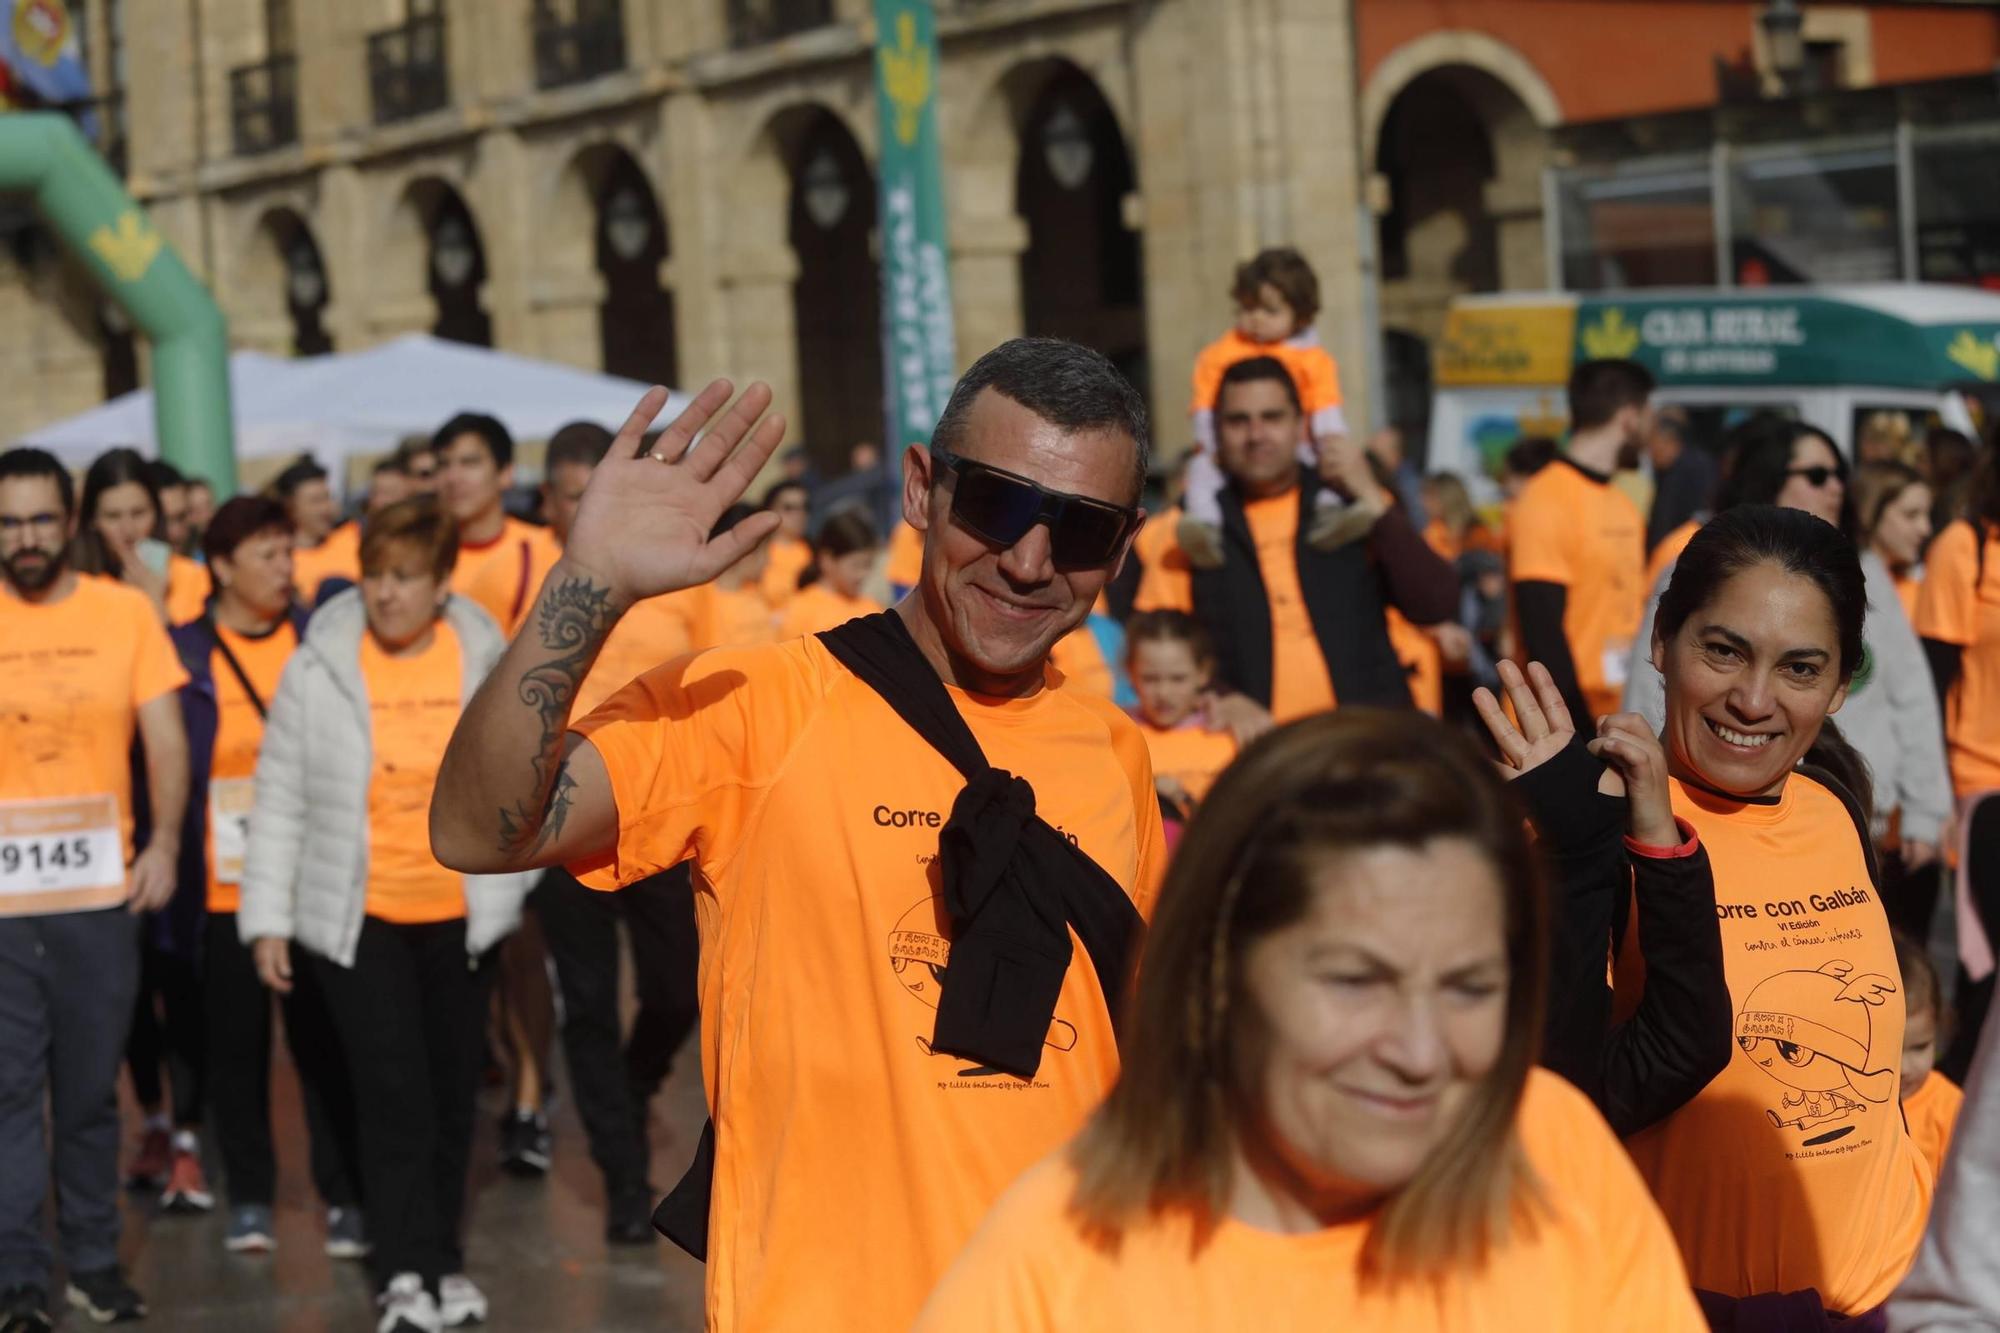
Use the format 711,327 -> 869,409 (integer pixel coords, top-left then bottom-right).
913,710 -> 1703,1331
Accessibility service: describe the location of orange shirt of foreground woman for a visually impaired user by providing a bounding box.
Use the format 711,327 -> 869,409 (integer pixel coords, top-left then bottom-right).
916,711 -> 1703,1332
778,509 -> 883,640
428,341 -> 1168,1333
1612,507 -> 1930,1316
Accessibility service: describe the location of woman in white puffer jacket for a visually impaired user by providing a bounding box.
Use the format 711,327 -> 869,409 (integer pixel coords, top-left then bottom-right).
237,496 -> 536,1333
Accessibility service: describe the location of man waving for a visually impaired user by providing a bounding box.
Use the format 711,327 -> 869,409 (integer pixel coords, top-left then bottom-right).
431,339 -> 1165,1332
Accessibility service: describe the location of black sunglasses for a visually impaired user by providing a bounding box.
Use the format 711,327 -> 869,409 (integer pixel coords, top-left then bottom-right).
1785,465 -> 1844,488
932,446 -> 1139,570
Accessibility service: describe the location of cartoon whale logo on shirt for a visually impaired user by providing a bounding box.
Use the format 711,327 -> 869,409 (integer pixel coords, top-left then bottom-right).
1734,960 -> 1898,1144
888,896 -> 1076,1075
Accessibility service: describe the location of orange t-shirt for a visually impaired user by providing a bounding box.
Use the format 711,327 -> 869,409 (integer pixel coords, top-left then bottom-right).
1134,719 -> 1237,806
452,516 -> 562,637
1902,1069 -> 1963,1178
164,553 -> 210,626
359,624 -> 465,924
1509,460 -> 1645,719
1385,608 -> 1444,715
914,1070 -> 1704,1332
0,576 -> 188,915
686,582 -> 779,653
886,521 -> 925,592
1190,330 -> 1343,429
760,537 -> 814,608
1914,522 -> 2000,796
204,621 -> 299,913
1132,506 -> 1194,614
574,591 -> 699,721
1244,493 -> 1334,722
292,522 -> 360,606
1050,623 -> 1115,699
570,637 -> 1166,1332
778,582 -> 882,642
1645,518 -> 1701,601
1618,777 -> 1932,1313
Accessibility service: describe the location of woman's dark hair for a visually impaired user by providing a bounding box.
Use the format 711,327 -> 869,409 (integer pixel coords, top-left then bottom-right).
1071,710 -> 1548,1280
1714,416 -> 1853,536
798,509 -> 879,589
1503,437 -> 1557,479
202,495 -> 295,566
74,446 -> 161,578
1655,504 -> 1867,684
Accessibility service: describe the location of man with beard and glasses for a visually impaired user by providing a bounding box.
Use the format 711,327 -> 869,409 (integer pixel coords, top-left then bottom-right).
0,447 -> 190,1329
430,338 -> 1167,1332
1509,358 -> 1654,726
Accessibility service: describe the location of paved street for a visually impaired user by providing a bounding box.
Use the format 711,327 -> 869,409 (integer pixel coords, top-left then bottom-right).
106,1033 -> 710,1332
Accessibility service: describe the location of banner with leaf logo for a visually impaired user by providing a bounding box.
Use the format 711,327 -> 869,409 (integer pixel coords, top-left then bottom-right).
873,0 -> 957,453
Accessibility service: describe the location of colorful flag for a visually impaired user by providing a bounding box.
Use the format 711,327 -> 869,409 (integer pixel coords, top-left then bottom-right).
0,1 -> 96,135
872,0 -> 957,453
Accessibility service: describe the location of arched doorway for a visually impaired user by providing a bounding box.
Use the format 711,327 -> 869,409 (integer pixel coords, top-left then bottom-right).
403,179 -> 492,348
257,209 -> 333,356
592,151 -> 676,387
1015,65 -> 1145,396
785,109 -> 882,471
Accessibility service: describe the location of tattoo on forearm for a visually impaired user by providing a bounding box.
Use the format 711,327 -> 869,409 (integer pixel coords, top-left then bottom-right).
496,576 -> 615,858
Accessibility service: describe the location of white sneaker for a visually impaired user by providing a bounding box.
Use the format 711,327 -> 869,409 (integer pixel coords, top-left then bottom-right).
438,1273 -> 487,1327
376,1273 -> 441,1333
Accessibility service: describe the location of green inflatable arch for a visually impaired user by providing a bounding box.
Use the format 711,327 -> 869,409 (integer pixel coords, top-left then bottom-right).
0,113 -> 234,494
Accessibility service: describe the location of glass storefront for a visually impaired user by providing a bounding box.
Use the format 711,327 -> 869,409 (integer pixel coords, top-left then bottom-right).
1555,157 -> 1717,290
1554,123 -> 2000,291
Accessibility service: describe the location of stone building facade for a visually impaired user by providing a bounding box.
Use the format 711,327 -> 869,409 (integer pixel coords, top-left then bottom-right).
1,0 -> 1377,474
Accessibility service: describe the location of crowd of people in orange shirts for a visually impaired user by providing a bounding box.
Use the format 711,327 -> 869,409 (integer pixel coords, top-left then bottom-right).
1,244 -> 1997,1333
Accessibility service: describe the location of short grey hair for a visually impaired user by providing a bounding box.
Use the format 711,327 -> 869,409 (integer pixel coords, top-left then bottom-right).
930,337 -> 1150,501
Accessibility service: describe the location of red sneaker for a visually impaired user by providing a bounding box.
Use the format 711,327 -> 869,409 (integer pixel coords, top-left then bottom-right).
160,1146 -> 214,1214
125,1127 -> 170,1190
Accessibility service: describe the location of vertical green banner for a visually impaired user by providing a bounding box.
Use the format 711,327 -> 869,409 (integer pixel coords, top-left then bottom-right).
873,0 -> 957,450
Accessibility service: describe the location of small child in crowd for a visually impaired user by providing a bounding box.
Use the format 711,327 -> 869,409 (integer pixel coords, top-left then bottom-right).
1183,248 -> 1365,566
1896,932 -> 1964,1178
1124,612 -> 1238,841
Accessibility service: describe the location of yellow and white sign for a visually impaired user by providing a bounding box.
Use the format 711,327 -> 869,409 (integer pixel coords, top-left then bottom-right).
1435,304 -> 1578,388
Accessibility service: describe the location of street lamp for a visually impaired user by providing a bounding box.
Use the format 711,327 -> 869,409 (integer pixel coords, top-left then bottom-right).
1042,102 -> 1093,191
801,149 -> 850,230
287,240 -> 326,310
603,184 -> 653,262
431,212 -> 477,288
1761,0 -> 1805,95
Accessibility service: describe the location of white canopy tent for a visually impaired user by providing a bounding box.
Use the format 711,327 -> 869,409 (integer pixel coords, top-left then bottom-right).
12,334 -> 686,496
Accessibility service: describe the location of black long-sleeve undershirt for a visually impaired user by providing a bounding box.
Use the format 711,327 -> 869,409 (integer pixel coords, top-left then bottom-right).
1514,740 -> 1734,1137
1515,580 -> 1594,724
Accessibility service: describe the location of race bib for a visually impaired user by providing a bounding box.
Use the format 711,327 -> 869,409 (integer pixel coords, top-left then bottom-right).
209,777 -> 255,885
0,794 -> 124,905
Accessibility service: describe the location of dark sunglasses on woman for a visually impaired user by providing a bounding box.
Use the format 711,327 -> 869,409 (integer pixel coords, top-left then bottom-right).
1786,465 -> 1845,488
932,445 -> 1139,570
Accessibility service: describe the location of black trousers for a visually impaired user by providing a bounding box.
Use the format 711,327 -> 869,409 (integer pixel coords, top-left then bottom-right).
204,914 -> 362,1210
125,939 -> 204,1127
309,917 -> 495,1293
534,865 -> 698,1197
1944,797 -> 2000,1084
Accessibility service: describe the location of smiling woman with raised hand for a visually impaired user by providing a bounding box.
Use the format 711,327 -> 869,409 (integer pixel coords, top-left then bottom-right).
915,710 -> 1704,1332
1604,505 -> 1933,1322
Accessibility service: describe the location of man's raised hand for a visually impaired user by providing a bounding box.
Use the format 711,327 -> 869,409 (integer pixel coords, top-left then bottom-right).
561,380 -> 789,606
